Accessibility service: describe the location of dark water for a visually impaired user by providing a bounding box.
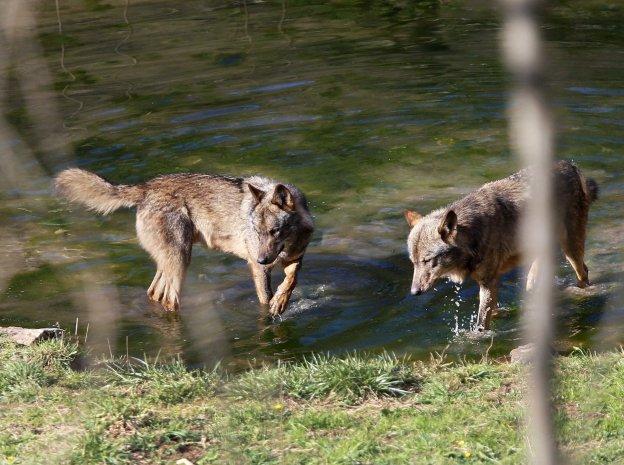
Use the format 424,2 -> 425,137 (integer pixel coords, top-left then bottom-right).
1,0 -> 623,368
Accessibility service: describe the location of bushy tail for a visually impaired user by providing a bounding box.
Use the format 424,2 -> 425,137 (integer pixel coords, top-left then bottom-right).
54,168 -> 143,214
585,177 -> 599,203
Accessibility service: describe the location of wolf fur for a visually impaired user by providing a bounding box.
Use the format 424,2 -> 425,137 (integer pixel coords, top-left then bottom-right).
404,160 -> 598,331
55,168 -> 314,314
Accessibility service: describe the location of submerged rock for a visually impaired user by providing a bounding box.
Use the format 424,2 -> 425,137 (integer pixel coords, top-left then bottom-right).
0,326 -> 64,346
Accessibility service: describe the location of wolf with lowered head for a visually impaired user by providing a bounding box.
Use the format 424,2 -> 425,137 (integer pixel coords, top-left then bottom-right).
55,169 -> 314,315
404,160 -> 598,331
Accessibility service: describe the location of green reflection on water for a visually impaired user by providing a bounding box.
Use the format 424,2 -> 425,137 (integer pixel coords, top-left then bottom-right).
1,0 -> 623,367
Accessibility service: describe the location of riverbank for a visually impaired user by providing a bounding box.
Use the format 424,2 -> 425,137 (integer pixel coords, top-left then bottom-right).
0,337 -> 621,465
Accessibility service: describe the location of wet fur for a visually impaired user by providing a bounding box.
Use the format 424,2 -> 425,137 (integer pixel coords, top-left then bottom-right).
405,160 -> 598,331
55,169 -> 314,314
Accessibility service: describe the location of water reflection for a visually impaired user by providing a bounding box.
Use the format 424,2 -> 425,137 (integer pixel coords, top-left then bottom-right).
0,0 -> 622,367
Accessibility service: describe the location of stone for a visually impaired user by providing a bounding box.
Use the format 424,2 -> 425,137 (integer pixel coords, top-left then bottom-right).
509,343 -> 535,364
0,326 -> 64,346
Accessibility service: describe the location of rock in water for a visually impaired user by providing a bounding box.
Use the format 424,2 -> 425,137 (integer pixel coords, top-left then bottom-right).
0,326 -> 64,346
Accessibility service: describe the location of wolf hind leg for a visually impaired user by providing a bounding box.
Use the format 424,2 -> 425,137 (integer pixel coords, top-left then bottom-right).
564,250 -> 589,288
138,207 -> 193,311
147,270 -> 162,298
560,209 -> 590,288
147,258 -> 187,311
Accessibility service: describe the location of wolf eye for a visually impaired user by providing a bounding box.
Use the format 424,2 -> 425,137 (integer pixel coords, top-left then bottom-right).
423,252 -> 442,264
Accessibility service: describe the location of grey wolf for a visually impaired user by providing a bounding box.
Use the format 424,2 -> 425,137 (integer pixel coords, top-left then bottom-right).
54,169 -> 314,315
404,160 -> 598,331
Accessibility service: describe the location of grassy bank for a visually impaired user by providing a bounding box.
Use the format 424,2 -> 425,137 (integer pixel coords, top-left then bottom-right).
0,338 -> 622,465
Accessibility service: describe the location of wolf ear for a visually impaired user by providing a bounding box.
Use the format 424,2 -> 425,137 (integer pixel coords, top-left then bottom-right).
404,210 -> 422,227
272,184 -> 295,211
438,209 -> 457,242
247,184 -> 266,205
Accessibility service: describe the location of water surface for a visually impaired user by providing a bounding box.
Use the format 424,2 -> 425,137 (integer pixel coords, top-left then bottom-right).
1,0 -> 623,368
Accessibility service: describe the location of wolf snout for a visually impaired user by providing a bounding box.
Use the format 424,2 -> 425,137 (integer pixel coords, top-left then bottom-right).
257,244 -> 285,264
410,269 -> 424,295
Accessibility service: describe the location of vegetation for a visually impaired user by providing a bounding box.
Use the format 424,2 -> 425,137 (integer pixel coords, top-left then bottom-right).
0,337 -> 622,464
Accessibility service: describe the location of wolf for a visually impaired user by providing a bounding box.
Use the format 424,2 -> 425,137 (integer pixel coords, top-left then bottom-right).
404,160 -> 598,331
54,169 -> 314,315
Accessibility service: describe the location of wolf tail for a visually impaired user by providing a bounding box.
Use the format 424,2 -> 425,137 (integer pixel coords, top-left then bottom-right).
54,168 -> 144,214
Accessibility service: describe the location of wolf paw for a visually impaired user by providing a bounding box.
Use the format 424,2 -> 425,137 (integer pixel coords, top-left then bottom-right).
269,292 -> 289,316
147,288 -> 179,312
161,298 -> 180,312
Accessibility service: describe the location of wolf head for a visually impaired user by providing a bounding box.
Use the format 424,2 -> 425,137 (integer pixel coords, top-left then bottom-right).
247,183 -> 299,265
404,208 -> 472,295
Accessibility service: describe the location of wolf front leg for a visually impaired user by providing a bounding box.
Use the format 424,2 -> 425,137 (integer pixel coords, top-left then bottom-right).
269,259 -> 302,316
476,281 -> 498,331
249,262 -> 273,305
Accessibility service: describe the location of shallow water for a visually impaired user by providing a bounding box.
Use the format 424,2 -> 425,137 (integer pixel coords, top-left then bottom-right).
0,0 -> 623,368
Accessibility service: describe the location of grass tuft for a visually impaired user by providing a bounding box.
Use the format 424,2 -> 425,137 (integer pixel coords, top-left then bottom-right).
285,352 -> 420,403
26,339 -> 79,371
105,356 -> 220,404
0,360 -> 48,398
230,352 -> 420,404
0,337 -> 79,401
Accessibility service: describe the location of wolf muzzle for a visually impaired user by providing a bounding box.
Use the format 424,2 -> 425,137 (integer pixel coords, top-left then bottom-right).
410,286 -> 423,296
410,269 -> 423,295
257,244 -> 284,265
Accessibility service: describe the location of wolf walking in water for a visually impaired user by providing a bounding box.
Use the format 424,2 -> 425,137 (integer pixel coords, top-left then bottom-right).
404,160 -> 598,331
55,169 -> 314,315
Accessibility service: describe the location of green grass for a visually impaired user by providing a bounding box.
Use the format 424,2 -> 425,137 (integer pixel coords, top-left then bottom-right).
228,352 -> 420,404
0,337 -> 622,465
